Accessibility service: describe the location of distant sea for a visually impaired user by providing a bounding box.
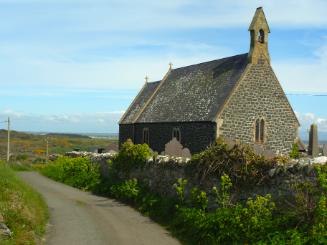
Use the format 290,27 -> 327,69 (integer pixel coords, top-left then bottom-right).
300,131 -> 327,145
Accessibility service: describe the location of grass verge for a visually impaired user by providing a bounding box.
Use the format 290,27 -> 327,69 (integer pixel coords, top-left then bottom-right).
0,162 -> 49,245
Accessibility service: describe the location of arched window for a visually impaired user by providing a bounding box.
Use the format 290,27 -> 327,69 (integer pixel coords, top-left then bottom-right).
260,119 -> 265,142
172,128 -> 181,142
255,119 -> 260,142
258,29 -> 265,43
142,128 -> 149,145
255,118 -> 265,143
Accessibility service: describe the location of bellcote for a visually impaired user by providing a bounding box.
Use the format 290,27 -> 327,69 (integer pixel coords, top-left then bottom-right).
248,7 -> 270,64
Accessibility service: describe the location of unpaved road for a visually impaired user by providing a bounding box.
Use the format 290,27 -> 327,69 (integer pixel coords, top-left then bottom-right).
18,172 -> 180,245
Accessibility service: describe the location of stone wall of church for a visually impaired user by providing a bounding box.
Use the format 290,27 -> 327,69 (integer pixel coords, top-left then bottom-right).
119,122 -> 216,154
119,124 -> 134,148
219,60 -> 299,155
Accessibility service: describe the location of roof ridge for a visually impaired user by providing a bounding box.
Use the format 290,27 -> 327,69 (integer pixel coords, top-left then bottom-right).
172,53 -> 248,71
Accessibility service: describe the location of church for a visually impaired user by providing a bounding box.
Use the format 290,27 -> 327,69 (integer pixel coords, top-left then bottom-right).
119,7 -> 299,155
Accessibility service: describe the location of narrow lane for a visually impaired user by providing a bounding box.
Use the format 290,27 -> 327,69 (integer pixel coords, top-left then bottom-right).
18,172 -> 180,245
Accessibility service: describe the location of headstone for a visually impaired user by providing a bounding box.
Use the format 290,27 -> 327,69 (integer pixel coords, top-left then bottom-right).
323,144 -> 327,157
164,138 -> 191,158
308,124 -> 319,157
252,144 -> 276,159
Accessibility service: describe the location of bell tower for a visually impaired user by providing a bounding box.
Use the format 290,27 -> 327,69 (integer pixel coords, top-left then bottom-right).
248,7 -> 270,64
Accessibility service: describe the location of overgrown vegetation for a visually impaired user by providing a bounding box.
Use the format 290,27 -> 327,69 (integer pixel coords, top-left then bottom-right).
40,157 -> 100,191
189,137 -> 277,186
37,139 -> 327,244
0,162 -> 49,244
110,139 -> 151,176
290,143 -> 301,159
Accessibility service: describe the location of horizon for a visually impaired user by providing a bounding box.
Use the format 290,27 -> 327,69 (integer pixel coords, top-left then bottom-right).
0,1 -> 327,137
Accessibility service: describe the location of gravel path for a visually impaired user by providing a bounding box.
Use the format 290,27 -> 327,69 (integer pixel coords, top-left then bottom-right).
18,172 -> 180,245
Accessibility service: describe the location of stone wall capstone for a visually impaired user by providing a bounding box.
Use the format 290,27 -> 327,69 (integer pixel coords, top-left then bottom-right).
64,151 -> 326,206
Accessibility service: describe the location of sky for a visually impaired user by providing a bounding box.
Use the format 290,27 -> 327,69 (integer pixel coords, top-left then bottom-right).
0,0 -> 326,139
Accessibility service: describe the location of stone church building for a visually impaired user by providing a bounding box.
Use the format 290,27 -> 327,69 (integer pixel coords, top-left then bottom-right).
119,7 -> 299,155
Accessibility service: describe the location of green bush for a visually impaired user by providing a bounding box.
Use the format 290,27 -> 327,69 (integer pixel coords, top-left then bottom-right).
173,178 -> 187,206
212,173 -> 233,208
112,139 -> 151,175
310,165 -> 327,243
110,178 -> 140,202
41,156 -> 100,191
173,194 -> 276,244
290,143 -> 301,159
15,154 -> 29,161
190,187 -> 208,211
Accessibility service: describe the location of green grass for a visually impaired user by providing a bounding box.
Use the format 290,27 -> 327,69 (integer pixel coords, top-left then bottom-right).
0,162 -> 49,245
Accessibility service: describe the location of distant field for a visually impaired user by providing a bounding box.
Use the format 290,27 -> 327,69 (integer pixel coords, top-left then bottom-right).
0,130 -> 118,162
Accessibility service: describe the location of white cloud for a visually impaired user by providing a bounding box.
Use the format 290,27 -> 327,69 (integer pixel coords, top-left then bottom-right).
10,0 -> 325,31
0,110 -> 124,133
0,1 -> 326,92
296,112 -> 327,132
1,109 -> 25,118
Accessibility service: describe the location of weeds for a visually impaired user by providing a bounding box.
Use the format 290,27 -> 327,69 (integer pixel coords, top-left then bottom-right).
0,162 -> 48,244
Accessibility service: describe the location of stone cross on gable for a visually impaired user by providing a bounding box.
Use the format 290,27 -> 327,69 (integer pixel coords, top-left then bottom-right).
169,62 -> 173,70
145,75 -> 149,83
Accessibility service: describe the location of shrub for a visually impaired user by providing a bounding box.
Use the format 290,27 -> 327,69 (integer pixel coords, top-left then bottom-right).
190,138 -> 276,186
15,154 -> 29,161
111,139 -> 151,175
173,194 -> 276,244
173,178 -> 188,206
190,187 -> 208,211
41,156 -> 100,191
290,143 -> 301,159
212,174 -> 233,208
110,178 -> 140,202
310,165 -> 327,243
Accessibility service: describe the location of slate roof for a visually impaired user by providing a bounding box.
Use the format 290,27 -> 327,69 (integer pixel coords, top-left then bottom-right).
119,81 -> 160,124
120,53 -> 248,124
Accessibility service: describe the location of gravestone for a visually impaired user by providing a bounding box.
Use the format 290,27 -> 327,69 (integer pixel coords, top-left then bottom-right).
164,138 -> 191,158
308,124 -> 319,157
323,144 -> 327,157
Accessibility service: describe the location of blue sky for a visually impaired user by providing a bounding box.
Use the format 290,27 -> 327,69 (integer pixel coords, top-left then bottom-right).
0,0 -> 326,139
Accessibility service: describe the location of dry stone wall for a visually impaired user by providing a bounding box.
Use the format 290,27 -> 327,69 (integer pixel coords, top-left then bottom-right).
65,151 -> 325,204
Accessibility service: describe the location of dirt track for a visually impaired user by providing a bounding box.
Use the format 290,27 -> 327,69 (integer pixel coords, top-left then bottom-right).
18,172 -> 180,245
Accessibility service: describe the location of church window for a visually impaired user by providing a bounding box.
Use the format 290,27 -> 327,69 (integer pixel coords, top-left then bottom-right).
260,119 -> 265,142
142,128 -> 149,145
255,119 -> 260,142
172,128 -> 181,142
258,29 -> 265,43
255,118 -> 265,143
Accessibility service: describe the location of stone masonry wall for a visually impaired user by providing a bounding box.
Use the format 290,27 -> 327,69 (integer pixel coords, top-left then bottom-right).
64,151 -> 325,207
120,122 -> 216,154
119,124 -> 134,149
219,60 -> 299,155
